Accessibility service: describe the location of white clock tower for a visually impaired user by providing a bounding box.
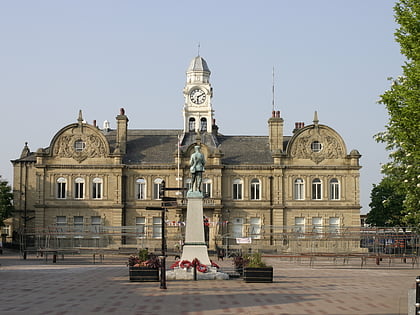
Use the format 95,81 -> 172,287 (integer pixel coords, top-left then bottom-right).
183,56 -> 214,134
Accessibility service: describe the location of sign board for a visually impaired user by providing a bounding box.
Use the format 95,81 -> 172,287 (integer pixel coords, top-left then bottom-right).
236,237 -> 252,244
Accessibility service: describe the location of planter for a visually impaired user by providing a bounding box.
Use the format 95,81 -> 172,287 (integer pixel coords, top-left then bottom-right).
243,267 -> 273,283
129,266 -> 159,282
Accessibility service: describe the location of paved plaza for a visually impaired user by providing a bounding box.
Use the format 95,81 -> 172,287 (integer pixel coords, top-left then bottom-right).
0,249 -> 418,315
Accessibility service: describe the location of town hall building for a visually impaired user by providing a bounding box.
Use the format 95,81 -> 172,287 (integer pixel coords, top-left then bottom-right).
9,55 -> 362,254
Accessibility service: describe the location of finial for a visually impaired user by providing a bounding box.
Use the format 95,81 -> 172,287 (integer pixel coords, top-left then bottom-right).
20,142 -> 30,158
197,42 -> 201,56
78,110 -> 83,124
313,111 -> 319,125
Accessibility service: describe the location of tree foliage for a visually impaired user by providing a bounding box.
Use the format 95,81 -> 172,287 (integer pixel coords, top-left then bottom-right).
366,177 -> 405,227
374,0 -> 420,225
0,176 -> 13,226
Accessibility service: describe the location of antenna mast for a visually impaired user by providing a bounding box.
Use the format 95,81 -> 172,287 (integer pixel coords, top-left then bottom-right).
272,67 -> 275,112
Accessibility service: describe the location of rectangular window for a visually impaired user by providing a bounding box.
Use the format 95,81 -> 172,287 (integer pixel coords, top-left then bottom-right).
152,217 -> 162,238
312,217 -> 323,237
136,181 -> 146,200
330,179 -> 340,200
232,217 -> 244,238
294,217 -> 305,238
136,217 -> 146,238
329,217 -> 340,235
92,181 -> 102,199
203,182 -> 211,198
153,182 -> 162,200
56,216 -> 67,238
250,180 -> 260,200
74,182 -> 84,199
74,216 -> 84,238
249,217 -> 261,239
312,179 -> 322,200
91,216 -> 102,234
233,183 -> 243,200
57,182 -> 66,199
294,179 -> 304,200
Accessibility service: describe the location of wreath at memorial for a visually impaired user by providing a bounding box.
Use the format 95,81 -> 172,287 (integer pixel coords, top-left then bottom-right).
170,258 -> 220,273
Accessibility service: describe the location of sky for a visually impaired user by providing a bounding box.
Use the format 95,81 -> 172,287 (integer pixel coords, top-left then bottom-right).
0,0 -> 403,214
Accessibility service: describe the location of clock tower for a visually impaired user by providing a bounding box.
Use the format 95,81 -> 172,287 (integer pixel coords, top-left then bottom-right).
183,56 -> 214,134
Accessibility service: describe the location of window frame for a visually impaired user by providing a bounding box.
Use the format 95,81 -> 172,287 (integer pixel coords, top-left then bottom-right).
152,217 -> 162,239
232,179 -> 243,200
249,217 -> 261,239
294,178 -> 305,200
136,217 -> 146,238
153,178 -> 164,200
250,178 -> 261,200
92,177 -> 103,199
202,178 -> 212,198
57,177 -> 67,199
312,178 -> 322,200
329,178 -> 340,200
74,177 -> 85,199
232,217 -> 244,238
135,178 -> 146,200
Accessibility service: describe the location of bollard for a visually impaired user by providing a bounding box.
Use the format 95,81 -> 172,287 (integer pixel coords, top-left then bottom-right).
53,254 -> 57,263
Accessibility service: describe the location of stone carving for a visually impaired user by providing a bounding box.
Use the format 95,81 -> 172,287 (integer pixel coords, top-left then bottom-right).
53,133 -> 107,162
290,128 -> 344,164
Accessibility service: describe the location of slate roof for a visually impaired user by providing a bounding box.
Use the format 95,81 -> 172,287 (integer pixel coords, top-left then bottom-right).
14,129 -> 292,166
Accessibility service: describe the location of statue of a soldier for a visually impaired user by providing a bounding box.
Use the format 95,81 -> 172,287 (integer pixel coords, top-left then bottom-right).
189,145 -> 205,193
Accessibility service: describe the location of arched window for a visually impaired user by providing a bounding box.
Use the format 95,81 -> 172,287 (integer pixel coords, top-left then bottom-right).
136,178 -> 146,200
312,178 -> 322,200
200,117 -> 207,131
92,177 -> 103,199
232,179 -> 243,200
294,178 -> 304,200
153,178 -> 163,200
329,178 -> 340,200
74,177 -> 84,199
202,178 -> 212,197
189,118 -> 196,132
57,177 -> 67,199
250,178 -> 260,200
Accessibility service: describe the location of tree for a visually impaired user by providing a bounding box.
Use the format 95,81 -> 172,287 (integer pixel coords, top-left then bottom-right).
366,177 -> 405,227
374,0 -> 420,225
0,176 -> 13,226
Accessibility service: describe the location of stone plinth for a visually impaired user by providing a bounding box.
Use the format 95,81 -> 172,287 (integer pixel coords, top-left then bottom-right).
180,194 -> 210,265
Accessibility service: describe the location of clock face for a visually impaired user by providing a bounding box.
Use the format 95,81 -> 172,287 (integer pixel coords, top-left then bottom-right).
189,88 -> 206,104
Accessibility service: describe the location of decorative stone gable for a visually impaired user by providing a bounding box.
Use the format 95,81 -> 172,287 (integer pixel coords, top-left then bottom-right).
289,126 -> 346,164
51,122 -> 109,163
53,133 -> 107,162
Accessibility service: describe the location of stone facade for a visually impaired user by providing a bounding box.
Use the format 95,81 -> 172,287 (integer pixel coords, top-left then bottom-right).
10,55 -> 362,254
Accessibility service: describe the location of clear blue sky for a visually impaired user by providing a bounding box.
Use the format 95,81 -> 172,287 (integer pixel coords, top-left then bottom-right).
0,0 -> 403,214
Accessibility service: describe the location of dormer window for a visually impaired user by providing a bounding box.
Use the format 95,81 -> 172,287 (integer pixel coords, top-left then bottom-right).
74,140 -> 86,152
